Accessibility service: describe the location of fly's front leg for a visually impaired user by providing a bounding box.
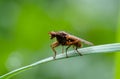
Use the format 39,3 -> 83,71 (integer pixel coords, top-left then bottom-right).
51,41 -> 59,59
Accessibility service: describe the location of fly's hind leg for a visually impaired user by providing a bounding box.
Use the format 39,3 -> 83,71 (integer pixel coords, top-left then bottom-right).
75,47 -> 83,56
75,43 -> 83,56
51,41 -> 60,59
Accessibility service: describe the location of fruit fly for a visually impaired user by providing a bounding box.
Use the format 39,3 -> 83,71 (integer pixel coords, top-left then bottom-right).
49,31 -> 94,59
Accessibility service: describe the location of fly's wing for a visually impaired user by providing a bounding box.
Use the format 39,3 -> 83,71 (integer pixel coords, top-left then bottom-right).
78,38 -> 94,46
69,35 -> 94,46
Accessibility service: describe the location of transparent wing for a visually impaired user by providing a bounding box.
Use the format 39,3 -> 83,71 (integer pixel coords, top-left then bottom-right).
78,38 -> 94,46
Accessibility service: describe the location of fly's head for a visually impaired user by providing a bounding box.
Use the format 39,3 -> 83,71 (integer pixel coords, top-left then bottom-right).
49,31 -> 56,39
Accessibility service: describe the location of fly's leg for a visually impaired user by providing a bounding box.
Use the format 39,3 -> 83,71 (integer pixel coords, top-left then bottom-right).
75,43 -> 83,56
62,46 -> 64,54
65,45 -> 71,58
73,45 -> 77,53
75,47 -> 83,56
51,41 -> 59,59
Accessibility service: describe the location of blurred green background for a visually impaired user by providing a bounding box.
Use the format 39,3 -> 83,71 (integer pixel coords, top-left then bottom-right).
0,0 -> 119,79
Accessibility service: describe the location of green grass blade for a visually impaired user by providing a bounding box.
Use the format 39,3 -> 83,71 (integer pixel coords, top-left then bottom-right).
115,8 -> 120,79
0,43 -> 120,79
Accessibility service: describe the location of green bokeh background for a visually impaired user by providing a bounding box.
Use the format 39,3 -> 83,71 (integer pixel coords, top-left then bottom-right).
0,0 -> 119,79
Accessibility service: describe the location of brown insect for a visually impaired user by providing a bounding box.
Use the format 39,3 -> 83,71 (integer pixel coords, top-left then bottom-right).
49,31 -> 94,59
